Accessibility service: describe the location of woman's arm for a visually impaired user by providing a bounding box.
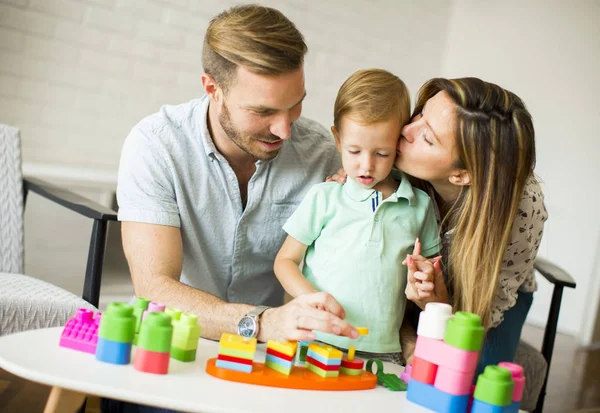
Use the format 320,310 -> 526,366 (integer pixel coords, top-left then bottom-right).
274,235 -> 318,298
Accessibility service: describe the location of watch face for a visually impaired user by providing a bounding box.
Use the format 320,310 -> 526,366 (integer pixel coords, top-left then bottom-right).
237,316 -> 257,338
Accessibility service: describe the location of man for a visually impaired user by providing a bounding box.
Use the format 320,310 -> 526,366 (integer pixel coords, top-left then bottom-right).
117,4 -> 358,345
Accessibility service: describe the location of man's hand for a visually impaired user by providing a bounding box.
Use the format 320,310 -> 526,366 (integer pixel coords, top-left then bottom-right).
258,292 -> 359,342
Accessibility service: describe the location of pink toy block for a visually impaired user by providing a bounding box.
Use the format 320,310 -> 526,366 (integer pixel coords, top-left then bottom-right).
59,308 -> 101,354
498,362 -> 526,402
142,302 -> 166,320
434,364 -> 474,395
414,336 -> 479,373
400,363 -> 412,384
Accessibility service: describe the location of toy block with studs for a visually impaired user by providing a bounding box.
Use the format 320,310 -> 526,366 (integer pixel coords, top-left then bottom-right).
265,341 -> 297,375
59,308 -> 101,354
496,362 -> 525,413
170,312 -> 201,362
95,302 -> 136,365
133,312 -> 173,374
132,297 -> 150,345
216,333 -> 256,373
470,365 -> 515,413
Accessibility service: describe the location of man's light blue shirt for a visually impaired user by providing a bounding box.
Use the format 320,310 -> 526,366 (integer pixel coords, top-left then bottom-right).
117,96 -> 341,306
283,174 -> 440,353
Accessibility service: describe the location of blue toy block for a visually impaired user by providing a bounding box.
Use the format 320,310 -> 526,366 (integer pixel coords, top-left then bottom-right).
266,354 -> 293,369
407,379 -> 470,413
216,359 -> 253,373
306,349 -> 342,365
470,399 -> 507,413
504,401 -> 520,413
95,338 -> 132,365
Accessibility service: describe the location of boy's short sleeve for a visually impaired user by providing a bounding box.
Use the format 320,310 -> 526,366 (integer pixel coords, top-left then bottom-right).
117,125 -> 181,227
282,184 -> 329,246
418,200 -> 441,257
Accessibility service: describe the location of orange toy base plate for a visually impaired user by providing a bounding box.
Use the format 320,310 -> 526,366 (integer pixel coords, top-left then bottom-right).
205,358 -> 377,391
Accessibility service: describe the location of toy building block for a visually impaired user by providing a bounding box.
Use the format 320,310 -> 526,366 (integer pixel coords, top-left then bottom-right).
216,333 -> 256,373
400,363 -> 412,384
497,362 -> 525,413
165,307 -> 182,323
265,341 -> 297,375
407,378 -> 470,413
143,301 -> 166,320
59,308 -> 101,354
306,343 -> 342,378
411,356 -> 438,385
471,365 -> 515,413
296,340 -> 311,364
445,312 -> 485,352
418,302 -> 454,339
133,312 -> 173,374
366,359 -> 407,391
132,297 -> 150,345
96,302 -> 136,365
340,355 -> 364,376
171,312 -> 201,362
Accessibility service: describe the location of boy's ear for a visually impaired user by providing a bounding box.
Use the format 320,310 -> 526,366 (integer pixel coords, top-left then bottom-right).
331,126 -> 341,151
448,169 -> 471,186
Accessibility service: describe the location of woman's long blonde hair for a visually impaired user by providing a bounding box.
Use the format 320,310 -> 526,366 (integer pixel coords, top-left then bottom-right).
414,78 -> 536,327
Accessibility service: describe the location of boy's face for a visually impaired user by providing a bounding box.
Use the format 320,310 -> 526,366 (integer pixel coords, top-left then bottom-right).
333,117 -> 401,190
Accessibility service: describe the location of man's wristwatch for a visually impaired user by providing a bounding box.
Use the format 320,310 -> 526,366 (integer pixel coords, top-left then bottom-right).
236,305 -> 270,338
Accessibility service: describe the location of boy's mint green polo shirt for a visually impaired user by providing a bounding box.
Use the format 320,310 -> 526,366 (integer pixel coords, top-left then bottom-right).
282,172 -> 440,353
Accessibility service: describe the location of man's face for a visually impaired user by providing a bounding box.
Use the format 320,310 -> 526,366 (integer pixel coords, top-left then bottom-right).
218,67 -> 306,161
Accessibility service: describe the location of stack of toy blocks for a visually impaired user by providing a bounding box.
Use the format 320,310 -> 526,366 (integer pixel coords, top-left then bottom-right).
216,333 -> 257,373
305,343 -> 343,378
170,312 -> 201,362
407,303 -> 484,413
60,308 -> 102,354
265,341 -> 297,375
470,363 -> 524,413
132,297 -> 150,345
133,312 -> 173,374
96,302 -> 136,365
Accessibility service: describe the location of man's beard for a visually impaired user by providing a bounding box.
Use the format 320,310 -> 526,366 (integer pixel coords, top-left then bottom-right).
219,101 -> 282,161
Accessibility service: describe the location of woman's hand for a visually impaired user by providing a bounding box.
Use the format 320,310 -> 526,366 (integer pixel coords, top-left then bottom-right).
326,168 -> 347,183
404,238 -> 450,309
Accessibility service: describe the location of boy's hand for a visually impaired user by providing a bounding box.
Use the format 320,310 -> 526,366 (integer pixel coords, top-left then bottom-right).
259,292 -> 358,342
326,168 -> 347,183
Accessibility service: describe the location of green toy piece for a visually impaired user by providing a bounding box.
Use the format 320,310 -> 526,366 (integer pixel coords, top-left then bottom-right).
98,302 -> 136,343
132,297 -> 150,345
473,365 -> 515,406
137,312 -> 173,353
165,307 -> 182,323
366,359 -> 407,391
444,311 -> 484,351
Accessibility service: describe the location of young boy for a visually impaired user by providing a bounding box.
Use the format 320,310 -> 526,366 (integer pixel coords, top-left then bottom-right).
274,69 -> 440,363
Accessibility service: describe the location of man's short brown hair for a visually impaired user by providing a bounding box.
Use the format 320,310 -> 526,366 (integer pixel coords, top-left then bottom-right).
203,4 -> 308,92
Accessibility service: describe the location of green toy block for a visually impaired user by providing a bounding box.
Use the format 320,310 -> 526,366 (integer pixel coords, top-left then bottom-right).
132,297 -> 150,336
444,311 -> 484,351
340,367 -> 363,376
165,307 -> 182,323
171,313 -> 201,350
265,360 -> 292,375
473,365 -> 515,406
306,363 -> 339,378
170,346 -> 197,362
137,312 -> 173,353
218,346 -> 254,360
98,302 -> 136,343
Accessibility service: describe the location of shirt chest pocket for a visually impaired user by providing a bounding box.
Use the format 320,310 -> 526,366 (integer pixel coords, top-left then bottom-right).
261,203 -> 300,250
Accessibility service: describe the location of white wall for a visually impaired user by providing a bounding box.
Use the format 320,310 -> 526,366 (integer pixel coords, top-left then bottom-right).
441,0 -> 600,341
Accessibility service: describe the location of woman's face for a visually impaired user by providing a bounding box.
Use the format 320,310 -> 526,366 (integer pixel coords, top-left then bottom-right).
395,91 -> 460,184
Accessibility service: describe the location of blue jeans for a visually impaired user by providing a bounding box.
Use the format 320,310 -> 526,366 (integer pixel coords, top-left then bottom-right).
101,398 -> 182,413
475,291 -> 534,378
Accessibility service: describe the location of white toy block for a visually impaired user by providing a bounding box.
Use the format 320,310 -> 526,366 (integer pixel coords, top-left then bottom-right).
417,302 -> 454,339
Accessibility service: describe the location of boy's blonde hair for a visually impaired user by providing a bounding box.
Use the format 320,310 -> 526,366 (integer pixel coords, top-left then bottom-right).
203,4 -> 307,92
334,69 -> 410,131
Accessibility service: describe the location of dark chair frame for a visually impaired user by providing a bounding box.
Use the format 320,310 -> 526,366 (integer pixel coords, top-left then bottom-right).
533,257 -> 577,413
23,176 -> 118,308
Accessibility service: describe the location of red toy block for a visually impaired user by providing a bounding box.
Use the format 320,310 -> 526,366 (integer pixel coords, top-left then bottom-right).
306,356 -> 341,371
217,354 -> 253,366
341,356 -> 364,370
133,348 -> 170,374
266,347 -> 294,362
414,336 -> 479,373
434,364 -> 474,395
411,356 -> 438,385
59,308 -> 101,354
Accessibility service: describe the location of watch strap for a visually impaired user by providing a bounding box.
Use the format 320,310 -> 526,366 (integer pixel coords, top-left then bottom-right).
246,305 -> 270,318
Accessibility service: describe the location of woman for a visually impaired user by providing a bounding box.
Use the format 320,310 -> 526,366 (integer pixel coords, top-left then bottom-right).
331,77 -> 547,373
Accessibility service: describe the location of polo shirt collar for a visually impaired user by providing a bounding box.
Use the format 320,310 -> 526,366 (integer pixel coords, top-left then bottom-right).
343,170 -> 417,205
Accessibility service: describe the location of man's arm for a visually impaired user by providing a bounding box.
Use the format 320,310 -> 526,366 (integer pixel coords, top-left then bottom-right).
122,221 -> 253,340
122,221 -> 358,342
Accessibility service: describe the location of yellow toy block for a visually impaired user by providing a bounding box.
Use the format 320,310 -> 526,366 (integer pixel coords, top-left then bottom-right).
356,327 -> 369,335
308,342 -> 342,359
267,340 -> 298,358
219,333 -> 257,352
